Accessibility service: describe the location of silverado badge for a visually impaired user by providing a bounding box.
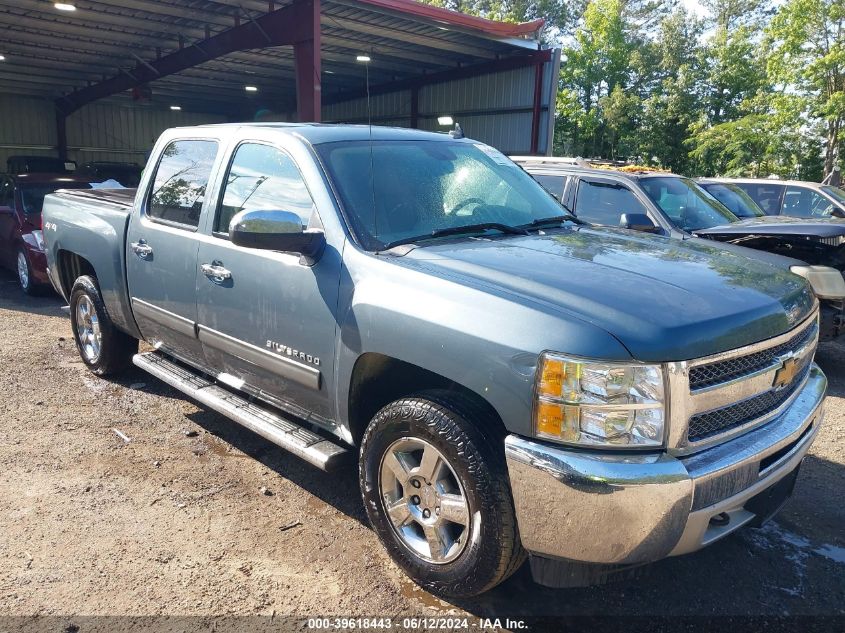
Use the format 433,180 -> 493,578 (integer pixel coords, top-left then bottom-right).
772,356 -> 799,391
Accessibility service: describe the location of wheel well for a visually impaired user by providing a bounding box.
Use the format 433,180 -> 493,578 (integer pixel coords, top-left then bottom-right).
347,353 -> 505,445
57,250 -> 96,297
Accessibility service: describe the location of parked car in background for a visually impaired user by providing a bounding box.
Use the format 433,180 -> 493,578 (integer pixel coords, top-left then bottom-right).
514,158 -> 845,340
0,173 -> 93,294
6,155 -> 76,175
714,178 -> 845,219
43,124 -> 826,596
698,180 -> 845,268
77,161 -> 143,187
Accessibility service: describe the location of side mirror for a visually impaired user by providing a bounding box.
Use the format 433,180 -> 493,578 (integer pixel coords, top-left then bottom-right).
830,208 -> 845,219
620,213 -> 659,233
229,209 -> 326,263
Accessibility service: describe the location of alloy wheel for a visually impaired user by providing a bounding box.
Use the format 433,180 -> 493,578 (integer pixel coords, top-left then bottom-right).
17,251 -> 29,290
76,295 -> 102,363
379,437 -> 471,564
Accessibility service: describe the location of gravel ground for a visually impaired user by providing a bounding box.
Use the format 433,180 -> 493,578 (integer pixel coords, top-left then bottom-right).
0,269 -> 844,625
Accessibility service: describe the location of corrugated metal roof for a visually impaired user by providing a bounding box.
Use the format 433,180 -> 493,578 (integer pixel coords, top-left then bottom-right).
0,0 -> 542,116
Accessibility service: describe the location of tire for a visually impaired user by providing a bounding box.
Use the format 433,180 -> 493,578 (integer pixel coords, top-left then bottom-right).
69,275 -> 138,376
360,389 -> 526,597
17,248 -> 41,296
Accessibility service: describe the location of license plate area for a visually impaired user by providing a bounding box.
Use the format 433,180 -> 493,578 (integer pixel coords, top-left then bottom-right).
746,465 -> 800,527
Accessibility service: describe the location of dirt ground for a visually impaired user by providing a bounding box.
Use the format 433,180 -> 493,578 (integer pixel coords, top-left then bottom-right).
1,268 -> 844,627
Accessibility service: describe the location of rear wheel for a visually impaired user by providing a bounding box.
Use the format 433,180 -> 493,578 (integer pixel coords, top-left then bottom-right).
69,275 -> 137,376
360,390 -> 525,597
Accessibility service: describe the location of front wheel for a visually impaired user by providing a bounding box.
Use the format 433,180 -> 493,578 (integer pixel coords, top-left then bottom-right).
360,390 -> 525,597
69,275 -> 138,376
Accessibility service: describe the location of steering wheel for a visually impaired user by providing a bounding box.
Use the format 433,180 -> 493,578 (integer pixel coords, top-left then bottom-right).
451,197 -> 486,215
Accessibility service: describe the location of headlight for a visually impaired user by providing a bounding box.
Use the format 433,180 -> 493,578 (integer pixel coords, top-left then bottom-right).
31,230 -> 45,252
790,265 -> 845,300
534,353 -> 665,447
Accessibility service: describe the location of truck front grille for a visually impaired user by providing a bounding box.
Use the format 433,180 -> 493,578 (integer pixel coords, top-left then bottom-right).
670,310 -> 819,452
689,322 -> 817,391
687,364 -> 811,442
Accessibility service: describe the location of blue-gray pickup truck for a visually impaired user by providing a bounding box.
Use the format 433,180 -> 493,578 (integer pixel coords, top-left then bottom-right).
42,123 -> 826,597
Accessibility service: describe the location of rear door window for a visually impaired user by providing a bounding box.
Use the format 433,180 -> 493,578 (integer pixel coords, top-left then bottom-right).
782,186 -> 835,217
735,183 -> 785,215
147,140 -> 219,228
574,179 -> 647,226
533,174 -> 567,200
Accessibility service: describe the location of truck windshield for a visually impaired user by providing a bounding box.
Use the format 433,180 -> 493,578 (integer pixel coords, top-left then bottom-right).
20,182 -> 92,215
640,177 -> 739,232
316,140 -> 570,250
700,183 -> 765,219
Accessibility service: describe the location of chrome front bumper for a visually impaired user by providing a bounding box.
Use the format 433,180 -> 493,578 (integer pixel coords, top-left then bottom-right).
504,364 -> 826,566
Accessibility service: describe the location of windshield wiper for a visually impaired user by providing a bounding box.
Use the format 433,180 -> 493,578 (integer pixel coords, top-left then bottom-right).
523,214 -> 582,229
380,222 -> 529,250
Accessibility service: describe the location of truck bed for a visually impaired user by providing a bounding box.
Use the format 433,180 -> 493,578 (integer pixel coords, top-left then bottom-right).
43,187 -> 141,339
57,187 -> 137,210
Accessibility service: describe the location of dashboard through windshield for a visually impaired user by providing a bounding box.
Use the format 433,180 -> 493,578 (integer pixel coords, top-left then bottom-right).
640,177 -> 739,231
316,139 -> 569,250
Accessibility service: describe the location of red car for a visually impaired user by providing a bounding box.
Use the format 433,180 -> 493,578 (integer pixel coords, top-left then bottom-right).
0,173 -> 93,294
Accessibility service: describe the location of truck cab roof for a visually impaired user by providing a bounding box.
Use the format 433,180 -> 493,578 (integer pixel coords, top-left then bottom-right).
168,122 -> 460,146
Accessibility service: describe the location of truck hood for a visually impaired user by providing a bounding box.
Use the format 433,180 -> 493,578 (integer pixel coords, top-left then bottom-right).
694,216 -> 845,239
398,226 -> 815,362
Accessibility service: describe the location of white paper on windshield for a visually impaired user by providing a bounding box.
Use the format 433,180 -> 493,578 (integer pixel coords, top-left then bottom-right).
89,179 -> 126,189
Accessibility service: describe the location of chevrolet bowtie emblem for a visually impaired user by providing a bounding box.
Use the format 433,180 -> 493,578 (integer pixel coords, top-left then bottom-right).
773,357 -> 800,390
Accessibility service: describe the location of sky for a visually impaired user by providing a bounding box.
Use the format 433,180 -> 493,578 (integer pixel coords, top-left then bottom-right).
681,0 -> 707,17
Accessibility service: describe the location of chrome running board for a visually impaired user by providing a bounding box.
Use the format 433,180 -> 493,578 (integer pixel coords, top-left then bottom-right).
132,351 -> 348,471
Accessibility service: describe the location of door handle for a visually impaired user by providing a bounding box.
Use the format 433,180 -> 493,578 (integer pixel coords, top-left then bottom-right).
130,240 -> 153,258
201,262 -> 232,282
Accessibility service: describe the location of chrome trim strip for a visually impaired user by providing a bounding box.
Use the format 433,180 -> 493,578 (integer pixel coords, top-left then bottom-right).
690,325 -> 816,395
197,325 -> 321,391
131,298 -> 197,339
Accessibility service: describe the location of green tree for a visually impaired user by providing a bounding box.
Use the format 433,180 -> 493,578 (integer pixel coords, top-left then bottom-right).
766,0 -> 845,178
701,0 -> 769,30
556,0 -> 634,156
633,8 -> 703,171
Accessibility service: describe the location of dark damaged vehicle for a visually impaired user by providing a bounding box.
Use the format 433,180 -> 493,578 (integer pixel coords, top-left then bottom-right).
42,125 -> 826,596
0,173 -> 93,294
515,158 -> 845,341
698,179 -> 845,269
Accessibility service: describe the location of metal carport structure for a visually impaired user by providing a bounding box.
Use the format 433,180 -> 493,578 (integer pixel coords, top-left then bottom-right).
0,0 -> 560,163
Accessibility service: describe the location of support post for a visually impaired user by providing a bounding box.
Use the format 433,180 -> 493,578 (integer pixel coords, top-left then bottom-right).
530,60 -> 544,155
56,108 -> 68,161
293,0 -> 321,122
410,86 -> 419,128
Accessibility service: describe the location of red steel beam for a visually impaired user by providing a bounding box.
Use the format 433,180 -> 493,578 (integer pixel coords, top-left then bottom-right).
293,0 -> 321,122
530,59 -> 544,154
355,0 -> 544,38
55,0 -> 316,116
